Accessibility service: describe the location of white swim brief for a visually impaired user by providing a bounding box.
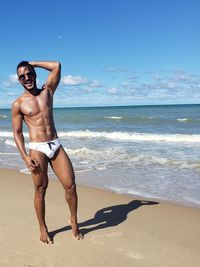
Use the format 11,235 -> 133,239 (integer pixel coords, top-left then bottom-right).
29,138 -> 61,159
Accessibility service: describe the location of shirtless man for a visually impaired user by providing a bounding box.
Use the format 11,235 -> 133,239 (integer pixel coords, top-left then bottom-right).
12,60 -> 83,243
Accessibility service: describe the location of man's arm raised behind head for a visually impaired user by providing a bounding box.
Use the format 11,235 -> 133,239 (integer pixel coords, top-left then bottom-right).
29,61 -> 61,95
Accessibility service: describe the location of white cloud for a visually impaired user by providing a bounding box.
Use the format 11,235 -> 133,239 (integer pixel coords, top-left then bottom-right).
83,87 -> 94,93
107,87 -> 118,94
151,74 -> 163,81
7,92 -> 17,96
170,71 -> 193,83
3,74 -> 18,87
128,73 -> 140,81
1,68 -> 200,108
88,80 -> 104,87
61,75 -> 87,86
103,67 -> 129,73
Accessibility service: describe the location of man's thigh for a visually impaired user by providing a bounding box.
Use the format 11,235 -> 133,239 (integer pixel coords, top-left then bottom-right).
29,149 -> 49,187
50,146 -> 75,187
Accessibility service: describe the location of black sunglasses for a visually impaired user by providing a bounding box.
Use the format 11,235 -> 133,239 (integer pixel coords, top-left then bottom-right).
18,72 -> 34,81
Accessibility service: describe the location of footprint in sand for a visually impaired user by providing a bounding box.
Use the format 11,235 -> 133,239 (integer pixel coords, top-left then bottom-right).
116,248 -> 143,260
90,232 -> 122,245
90,235 -> 105,245
105,232 -> 123,237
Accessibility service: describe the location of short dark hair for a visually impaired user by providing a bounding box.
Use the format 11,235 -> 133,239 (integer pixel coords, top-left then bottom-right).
16,61 -> 36,76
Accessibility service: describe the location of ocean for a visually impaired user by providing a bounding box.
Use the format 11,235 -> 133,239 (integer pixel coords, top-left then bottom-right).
0,104 -> 200,208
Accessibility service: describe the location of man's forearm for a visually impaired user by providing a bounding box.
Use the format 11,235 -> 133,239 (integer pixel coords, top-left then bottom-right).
29,61 -> 60,72
14,132 -> 28,160
14,132 -> 39,171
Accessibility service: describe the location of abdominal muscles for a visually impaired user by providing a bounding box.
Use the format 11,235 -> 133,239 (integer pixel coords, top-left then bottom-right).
25,110 -> 57,142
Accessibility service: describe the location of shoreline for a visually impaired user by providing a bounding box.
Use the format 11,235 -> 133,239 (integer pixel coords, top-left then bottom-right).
0,167 -> 200,266
2,166 -> 200,209
26,166 -> 200,209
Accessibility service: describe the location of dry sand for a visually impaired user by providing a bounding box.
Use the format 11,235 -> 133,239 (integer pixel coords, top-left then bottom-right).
0,168 -> 200,267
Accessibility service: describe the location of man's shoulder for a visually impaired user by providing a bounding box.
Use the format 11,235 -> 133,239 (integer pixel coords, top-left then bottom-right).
11,96 -> 23,111
13,91 -> 28,104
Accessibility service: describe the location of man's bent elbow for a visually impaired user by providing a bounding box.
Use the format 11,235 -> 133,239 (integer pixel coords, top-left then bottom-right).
13,129 -> 23,138
55,61 -> 61,70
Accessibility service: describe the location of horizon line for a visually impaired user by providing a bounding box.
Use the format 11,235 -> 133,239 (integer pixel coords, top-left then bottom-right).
1,103 -> 200,110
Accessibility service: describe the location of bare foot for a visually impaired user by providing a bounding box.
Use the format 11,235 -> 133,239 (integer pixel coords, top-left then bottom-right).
69,219 -> 84,240
40,226 -> 53,244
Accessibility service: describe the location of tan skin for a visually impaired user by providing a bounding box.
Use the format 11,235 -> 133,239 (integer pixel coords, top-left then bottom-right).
12,61 -> 83,243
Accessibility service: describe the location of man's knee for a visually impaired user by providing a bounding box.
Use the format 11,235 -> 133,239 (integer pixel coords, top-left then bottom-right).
64,182 -> 76,195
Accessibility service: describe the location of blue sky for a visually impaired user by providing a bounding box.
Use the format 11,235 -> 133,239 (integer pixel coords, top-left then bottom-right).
1,0 -> 200,108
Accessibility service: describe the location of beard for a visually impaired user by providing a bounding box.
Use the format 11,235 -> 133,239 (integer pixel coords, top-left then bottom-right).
22,80 -> 36,91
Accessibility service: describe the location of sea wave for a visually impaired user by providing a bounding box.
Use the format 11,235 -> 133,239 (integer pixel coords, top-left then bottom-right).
1,138 -> 29,148
0,131 -> 29,138
176,117 -> 200,123
64,147 -> 122,159
0,152 -> 19,155
1,130 -> 200,143
104,116 -> 123,120
106,186 -> 200,208
63,147 -> 200,170
59,130 -> 200,143
0,114 -> 7,118
4,139 -> 17,147
20,168 -> 54,175
177,118 -> 189,122
65,147 -> 99,155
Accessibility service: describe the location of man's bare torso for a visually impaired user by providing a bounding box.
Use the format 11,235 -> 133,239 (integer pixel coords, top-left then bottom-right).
18,87 -> 57,142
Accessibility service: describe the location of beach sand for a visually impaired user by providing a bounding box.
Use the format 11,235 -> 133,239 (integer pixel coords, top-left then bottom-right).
0,168 -> 200,267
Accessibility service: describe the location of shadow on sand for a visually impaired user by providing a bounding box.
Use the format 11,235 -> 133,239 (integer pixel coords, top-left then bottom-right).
49,200 -> 159,240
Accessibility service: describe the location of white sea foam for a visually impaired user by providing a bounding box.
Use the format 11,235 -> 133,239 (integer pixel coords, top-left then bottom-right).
104,116 -> 123,120
106,186 -> 154,200
63,146 -> 200,170
20,168 -> 30,174
183,197 -> 200,208
0,131 -> 14,138
144,116 -> 153,119
0,152 -> 19,155
64,146 -> 121,158
0,114 -> 7,118
76,168 -> 92,173
20,168 -> 54,175
0,135 -> 29,148
177,118 -> 189,122
4,139 -> 17,147
59,130 -> 200,143
3,139 -> 29,149
65,147 -> 99,155
106,185 -> 200,208
0,131 -> 29,138
2,130 -> 200,143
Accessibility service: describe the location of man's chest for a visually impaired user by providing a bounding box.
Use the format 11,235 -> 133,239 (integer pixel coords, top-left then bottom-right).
21,90 -> 53,116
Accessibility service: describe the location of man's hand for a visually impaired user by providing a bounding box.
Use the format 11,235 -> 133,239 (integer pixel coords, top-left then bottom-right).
24,155 -> 39,172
